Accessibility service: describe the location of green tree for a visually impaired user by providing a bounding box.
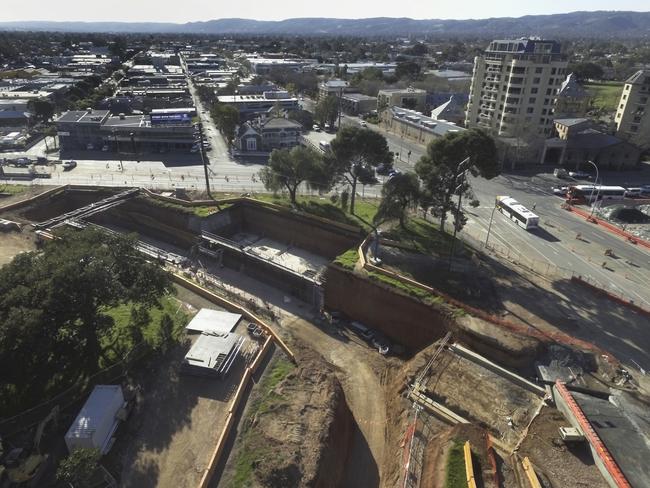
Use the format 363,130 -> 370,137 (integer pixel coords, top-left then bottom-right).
287,109 -> 313,129
0,228 -> 173,415
568,62 -> 604,81
395,61 -> 421,81
326,126 -> 392,214
259,146 -> 331,204
157,313 -> 175,353
56,448 -> 100,487
374,172 -> 420,228
211,104 -> 240,146
415,129 -> 499,232
108,37 -> 128,60
314,95 -> 339,128
28,99 -> 55,123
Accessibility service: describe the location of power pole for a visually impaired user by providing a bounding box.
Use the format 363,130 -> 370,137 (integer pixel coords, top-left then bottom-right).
448,157 -> 471,272
194,123 -> 218,206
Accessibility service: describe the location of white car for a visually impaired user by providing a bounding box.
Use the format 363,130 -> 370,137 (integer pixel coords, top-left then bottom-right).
360,121 -> 367,127
552,186 -> 568,196
569,170 -> 591,179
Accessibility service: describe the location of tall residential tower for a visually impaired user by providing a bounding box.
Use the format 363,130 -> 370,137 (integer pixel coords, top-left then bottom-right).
615,70 -> 650,149
465,39 -> 568,138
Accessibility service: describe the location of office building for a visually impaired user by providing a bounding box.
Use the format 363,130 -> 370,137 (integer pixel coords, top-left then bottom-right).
465,39 -> 568,138
377,88 -> 427,112
615,69 -> 650,149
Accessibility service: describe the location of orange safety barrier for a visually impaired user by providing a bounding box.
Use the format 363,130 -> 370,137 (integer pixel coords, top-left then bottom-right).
555,381 -> 632,488
565,204 -> 650,250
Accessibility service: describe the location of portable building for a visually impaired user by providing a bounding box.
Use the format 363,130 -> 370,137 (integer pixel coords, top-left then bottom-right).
64,385 -> 125,454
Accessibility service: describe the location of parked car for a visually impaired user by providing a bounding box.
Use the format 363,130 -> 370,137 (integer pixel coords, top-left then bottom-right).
372,334 -> 391,355
376,163 -> 392,176
569,170 -> 591,179
388,169 -> 402,178
86,143 -> 94,150
349,321 -> 374,340
552,186 -> 569,196
62,160 -> 77,170
312,124 -> 321,132
553,168 -> 569,179
14,158 -> 31,167
36,157 -> 48,165
101,145 -> 109,152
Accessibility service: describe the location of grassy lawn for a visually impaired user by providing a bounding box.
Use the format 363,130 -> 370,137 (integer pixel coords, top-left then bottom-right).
0,184 -> 28,196
382,218 -> 460,256
251,193 -> 379,230
333,248 -> 359,270
100,294 -> 191,365
444,439 -> 467,488
231,357 -> 295,488
585,82 -> 624,112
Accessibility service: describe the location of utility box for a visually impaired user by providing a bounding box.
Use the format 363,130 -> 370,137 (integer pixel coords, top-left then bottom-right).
64,385 -> 125,454
559,426 -> 585,442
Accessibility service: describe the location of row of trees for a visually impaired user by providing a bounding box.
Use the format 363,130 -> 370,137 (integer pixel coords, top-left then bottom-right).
258,126 -> 499,233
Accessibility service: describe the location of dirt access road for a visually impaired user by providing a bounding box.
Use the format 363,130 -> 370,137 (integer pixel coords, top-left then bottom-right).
197,264 -> 390,487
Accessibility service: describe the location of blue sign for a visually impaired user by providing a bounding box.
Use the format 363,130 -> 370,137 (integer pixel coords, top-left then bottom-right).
150,113 -> 191,125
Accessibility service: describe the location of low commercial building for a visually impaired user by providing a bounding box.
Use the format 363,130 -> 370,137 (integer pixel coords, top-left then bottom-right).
318,79 -> 350,101
430,95 -> 466,125
56,108 -> 197,155
541,118 -> 640,169
217,92 -> 299,120
380,106 -> 464,147
340,93 -> 377,115
377,87 -> 427,112
235,117 -> 303,155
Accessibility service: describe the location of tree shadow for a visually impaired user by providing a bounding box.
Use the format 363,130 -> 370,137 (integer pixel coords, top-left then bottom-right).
529,226 -> 560,243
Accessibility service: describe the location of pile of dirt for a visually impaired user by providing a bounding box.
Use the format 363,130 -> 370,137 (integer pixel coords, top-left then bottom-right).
224,348 -> 355,488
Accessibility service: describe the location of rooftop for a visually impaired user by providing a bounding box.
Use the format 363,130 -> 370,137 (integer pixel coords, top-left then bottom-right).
625,69 -> 650,85
486,39 -> 562,55
184,332 -> 242,372
56,110 -> 110,124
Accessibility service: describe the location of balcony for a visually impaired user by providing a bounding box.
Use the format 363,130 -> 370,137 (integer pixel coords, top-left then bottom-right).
484,86 -> 499,93
480,105 -> 496,111
485,76 -> 501,83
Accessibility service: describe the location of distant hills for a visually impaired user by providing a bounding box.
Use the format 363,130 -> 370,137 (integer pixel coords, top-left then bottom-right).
2,11 -> 650,38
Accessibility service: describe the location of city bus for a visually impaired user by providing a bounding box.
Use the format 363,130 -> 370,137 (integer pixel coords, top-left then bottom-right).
495,196 -> 539,230
567,185 -> 626,204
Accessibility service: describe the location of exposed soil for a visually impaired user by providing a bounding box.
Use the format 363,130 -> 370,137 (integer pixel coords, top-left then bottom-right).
518,407 -> 609,488
106,292 -> 261,488
421,348 -> 542,449
220,346 -> 355,488
0,229 -> 37,265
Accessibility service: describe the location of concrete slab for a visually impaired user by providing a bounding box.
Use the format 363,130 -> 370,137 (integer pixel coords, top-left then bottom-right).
185,308 -> 242,335
573,391 -> 650,488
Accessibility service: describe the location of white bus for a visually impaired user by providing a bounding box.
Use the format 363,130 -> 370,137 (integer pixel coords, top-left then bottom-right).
568,185 -> 626,204
495,196 -> 539,230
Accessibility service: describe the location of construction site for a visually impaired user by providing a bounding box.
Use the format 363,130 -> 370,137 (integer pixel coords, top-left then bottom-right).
1,184 -> 649,488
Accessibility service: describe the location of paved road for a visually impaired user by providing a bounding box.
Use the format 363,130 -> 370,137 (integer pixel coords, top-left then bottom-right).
462,172 -> 650,308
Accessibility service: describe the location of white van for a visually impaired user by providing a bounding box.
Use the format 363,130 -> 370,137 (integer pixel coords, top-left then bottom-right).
318,141 -> 330,151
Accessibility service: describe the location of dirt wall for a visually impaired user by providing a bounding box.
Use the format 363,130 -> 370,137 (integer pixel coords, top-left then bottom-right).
313,380 -> 355,488
324,264 -> 449,350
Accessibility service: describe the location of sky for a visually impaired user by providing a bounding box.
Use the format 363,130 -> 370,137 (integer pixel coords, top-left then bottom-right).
3,0 -> 650,23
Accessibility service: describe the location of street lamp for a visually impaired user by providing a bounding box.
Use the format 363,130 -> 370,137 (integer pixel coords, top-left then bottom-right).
484,200 -> 498,248
194,122 -> 219,206
586,160 -> 600,218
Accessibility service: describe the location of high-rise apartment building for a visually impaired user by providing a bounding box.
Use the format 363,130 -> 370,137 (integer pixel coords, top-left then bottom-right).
465,39 -> 568,138
615,70 -> 650,149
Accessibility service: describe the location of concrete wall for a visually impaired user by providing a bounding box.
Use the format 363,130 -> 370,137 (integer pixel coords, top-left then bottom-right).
324,264 -> 449,350
227,203 -> 362,260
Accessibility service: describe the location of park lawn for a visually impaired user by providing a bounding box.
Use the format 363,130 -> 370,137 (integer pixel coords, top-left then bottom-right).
585,82 -> 624,112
